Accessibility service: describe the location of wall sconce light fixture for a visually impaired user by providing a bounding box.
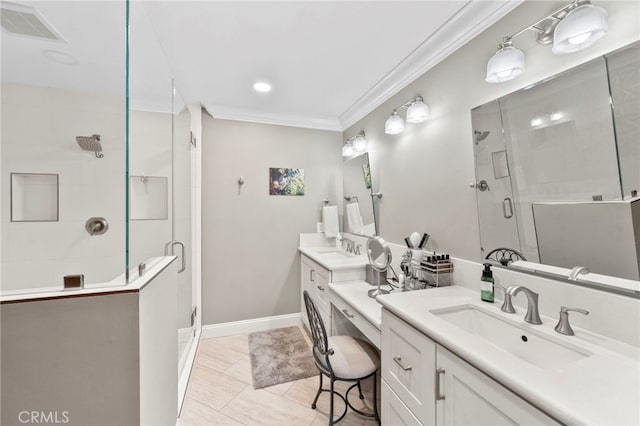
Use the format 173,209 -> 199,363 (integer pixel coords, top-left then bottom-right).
486,0 -> 608,84
384,95 -> 429,135
343,131 -> 367,157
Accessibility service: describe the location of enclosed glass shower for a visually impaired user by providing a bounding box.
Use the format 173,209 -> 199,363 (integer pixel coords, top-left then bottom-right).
0,0 -> 197,406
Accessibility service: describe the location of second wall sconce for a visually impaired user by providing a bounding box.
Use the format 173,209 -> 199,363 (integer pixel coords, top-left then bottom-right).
486,0 -> 608,83
384,95 -> 429,135
343,131 -> 368,157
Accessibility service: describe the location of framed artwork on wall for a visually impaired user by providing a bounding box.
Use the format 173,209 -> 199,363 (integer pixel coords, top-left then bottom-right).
269,168 -> 305,196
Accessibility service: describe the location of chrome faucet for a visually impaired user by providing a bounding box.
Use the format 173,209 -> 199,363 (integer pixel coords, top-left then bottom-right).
554,306 -> 589,336
568,266 -> 589,281
342,238 -> 355,253
503,285 -> 542,325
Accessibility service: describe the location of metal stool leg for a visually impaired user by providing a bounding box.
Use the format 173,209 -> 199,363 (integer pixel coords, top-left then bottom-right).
357,381 -> 364,399
373,371 -> 380,425
329,378 -> 335,426
312,373 -> 323,409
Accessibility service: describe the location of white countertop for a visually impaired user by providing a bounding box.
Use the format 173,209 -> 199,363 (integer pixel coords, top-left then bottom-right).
377,286 -> 640,425
0,257 -> 176,303
329,280 -> 396,329
298,246 -> 369,271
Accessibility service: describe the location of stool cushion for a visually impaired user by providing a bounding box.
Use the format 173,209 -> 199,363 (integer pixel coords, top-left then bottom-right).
319,335 -> 380,380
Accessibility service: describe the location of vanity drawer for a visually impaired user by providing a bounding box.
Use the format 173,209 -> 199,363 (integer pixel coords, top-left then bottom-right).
382,379 -> 423,426
312,267 -> 331,313
381,309 -> 436,425
301,255 -> 331,316
331,292 -> 381,349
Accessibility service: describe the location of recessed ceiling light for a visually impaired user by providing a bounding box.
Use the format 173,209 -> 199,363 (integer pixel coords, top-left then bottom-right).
43,50 -> 77,65
253,81 -> 272,93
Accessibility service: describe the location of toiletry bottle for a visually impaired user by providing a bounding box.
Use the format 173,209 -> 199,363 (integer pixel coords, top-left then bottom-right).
480,263 -> 494,302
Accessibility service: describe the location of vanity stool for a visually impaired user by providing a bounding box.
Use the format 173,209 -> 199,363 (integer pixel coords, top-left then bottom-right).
303,291 -> 380,425
485,247 -> 527,266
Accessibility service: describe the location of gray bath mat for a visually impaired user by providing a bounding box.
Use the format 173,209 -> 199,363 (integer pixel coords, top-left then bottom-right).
248,326 -> 317,389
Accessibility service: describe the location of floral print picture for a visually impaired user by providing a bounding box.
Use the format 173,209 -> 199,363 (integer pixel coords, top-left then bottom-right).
269,168 -> 305,196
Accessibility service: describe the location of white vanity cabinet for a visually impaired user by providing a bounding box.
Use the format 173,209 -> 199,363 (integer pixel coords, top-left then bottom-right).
381,309 -> 436,425
300,253 -> 365,334
435,347 -> 557,426
301,255 -> 331,329
381,308 -> 558,426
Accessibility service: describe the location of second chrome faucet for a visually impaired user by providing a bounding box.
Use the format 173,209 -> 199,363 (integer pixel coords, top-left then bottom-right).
500,285 -> 543,325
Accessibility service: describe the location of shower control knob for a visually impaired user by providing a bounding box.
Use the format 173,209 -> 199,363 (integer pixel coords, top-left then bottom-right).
471,180 -> 490,191
85,217 -> 109,236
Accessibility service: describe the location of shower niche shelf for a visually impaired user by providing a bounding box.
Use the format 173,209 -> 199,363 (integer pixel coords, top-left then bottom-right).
10,173 -> 59,222
129,175 -> 168,220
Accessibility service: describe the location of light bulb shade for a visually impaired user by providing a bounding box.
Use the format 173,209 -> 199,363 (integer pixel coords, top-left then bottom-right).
552,4 -> 608,54
342,142 -> 354,157
485,45 -> 525,83
385,112 -> 405,135
406,99 -> 429,123
353,135 -> 367,152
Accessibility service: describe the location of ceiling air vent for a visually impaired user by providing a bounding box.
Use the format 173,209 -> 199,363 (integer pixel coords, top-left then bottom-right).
1,2 -> 63,41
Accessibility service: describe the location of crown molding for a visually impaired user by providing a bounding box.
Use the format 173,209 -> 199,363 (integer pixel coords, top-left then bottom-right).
204,104 -> 342,131
338,0 -> 524,131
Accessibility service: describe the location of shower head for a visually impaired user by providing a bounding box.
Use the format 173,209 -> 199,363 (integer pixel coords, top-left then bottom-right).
474,130 -> 490,144
76,134 -> 104,158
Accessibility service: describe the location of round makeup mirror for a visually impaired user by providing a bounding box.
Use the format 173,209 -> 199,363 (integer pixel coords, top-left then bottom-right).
367,236 -> 391,298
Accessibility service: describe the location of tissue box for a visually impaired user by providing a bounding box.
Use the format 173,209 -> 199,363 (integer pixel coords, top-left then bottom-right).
365,264 -> 387,286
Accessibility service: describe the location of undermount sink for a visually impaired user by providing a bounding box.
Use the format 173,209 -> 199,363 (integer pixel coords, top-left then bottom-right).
315,249 -> 354,260
431,305 -> 592,369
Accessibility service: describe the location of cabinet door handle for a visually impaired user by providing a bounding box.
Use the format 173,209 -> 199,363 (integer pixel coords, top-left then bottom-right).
317,285 -> 325,291
393,356 -> 412,371
435,368 -> 445,400
310,269 -> 315,282
341,309 -> 354,319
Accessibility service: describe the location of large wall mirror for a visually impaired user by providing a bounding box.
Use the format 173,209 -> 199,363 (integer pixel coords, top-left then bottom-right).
472,41 -> 639,287
343,152 -> 377,236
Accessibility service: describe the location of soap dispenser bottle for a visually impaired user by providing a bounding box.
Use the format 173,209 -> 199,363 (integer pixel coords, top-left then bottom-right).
480,263 -> 495,302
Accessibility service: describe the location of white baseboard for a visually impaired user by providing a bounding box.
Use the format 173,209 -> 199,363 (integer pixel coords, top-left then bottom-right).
201,313 -> 302,340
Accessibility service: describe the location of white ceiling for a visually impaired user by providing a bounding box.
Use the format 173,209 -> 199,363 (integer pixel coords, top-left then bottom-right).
1,1 -> 522,131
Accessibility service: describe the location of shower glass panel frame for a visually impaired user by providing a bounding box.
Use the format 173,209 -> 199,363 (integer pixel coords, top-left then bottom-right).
126,1 -> 198,411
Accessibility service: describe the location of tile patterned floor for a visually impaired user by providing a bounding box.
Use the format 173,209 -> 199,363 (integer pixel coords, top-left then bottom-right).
178,327 -> 379,426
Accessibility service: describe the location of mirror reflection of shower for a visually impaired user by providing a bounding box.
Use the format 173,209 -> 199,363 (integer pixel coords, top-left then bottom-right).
76,134 -> 104,158
474,130 -> 491,144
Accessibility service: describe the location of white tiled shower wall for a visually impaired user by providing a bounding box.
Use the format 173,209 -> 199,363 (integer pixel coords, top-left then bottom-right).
1,84 -> 177,291
1,84 -> 126,290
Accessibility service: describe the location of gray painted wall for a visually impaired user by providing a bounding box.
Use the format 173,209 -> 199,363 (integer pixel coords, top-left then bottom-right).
0,260 -> 178,426
201,116 -> 342,325
1,293 -> 140,426
344,0 -> 640,261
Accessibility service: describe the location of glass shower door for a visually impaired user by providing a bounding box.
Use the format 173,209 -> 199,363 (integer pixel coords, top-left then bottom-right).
172,89 -> 196,395
471,100 -> 522,261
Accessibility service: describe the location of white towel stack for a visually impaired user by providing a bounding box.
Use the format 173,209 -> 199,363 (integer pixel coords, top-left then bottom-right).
345,203 -> 363,234
322,205 -> 339,238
